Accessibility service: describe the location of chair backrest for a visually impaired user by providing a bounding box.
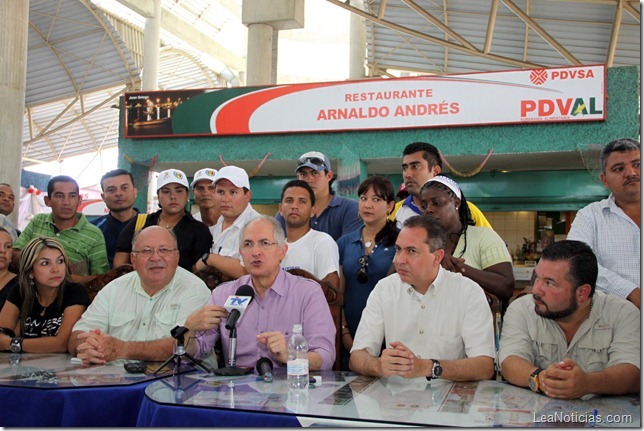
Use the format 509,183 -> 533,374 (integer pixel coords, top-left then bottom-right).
286,268 -> 344,371
83,264 -> 135,301
194,266 -> 233,291
485,292 -> 503,381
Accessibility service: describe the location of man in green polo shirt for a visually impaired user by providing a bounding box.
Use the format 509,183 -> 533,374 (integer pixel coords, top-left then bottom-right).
13,175 -> 109,284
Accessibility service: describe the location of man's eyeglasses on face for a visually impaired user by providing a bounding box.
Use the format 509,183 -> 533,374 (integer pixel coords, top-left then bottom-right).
132,247 -> 178,257
241,239 -> 278,251
357,255 -> 370,284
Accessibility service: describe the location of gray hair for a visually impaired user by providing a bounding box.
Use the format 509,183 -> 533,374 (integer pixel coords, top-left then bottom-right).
600,138 -> 640,173
239,215 -> 286,246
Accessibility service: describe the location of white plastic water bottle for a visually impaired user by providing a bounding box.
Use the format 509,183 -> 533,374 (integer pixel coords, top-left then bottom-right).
287,323 -> 309,390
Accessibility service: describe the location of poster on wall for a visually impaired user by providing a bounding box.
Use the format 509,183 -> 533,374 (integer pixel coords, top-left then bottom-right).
123,65 -> 605,139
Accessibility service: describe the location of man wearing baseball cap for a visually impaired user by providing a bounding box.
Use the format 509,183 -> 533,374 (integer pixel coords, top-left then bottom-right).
195,165 -> 260,279
275,151 -> 361,241
191,168 -> 220,233
114,168 -> 212,271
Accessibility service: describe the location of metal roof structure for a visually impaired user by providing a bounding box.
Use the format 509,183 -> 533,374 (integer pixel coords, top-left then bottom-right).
332,0 -> 640,76
21,0 -> 640,174
22,0 -> 242,168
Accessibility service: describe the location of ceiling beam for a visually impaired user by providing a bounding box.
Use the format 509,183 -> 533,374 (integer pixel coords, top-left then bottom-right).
114,0 -> 245,72
500,0 -> 581,65
606,0 -> 623,66
326,0 -> 541,69
623,1 -> 640,21
401,0 -> 479,51
24,88 -> 125,146
484,0 -> 499,54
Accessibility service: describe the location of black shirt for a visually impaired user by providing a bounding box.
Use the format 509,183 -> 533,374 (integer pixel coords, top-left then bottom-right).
7,281 -> 90,338
116,210 -> 213,271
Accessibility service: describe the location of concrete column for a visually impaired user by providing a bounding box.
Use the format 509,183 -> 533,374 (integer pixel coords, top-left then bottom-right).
142,0 -> 161,90
349,0 -> 367,79
242,0 -> 304,86
246,23 -> 274,85
0,0 -> 29,225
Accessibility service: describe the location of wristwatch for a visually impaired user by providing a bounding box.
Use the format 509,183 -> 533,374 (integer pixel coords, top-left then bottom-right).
426,359 -> 443,381
201,252 -> 210,266
528,367 -> 543,393
10,337 -> 23,354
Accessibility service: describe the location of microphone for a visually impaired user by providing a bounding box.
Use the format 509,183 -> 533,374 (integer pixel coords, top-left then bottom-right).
224,285 -> 254,330
256,357 -> 273,382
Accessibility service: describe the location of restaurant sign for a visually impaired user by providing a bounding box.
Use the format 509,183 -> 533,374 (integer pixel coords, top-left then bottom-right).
123,65 -> 605,138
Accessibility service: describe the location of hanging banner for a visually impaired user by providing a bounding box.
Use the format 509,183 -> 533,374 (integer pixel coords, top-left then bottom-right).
123,65 -> 605,138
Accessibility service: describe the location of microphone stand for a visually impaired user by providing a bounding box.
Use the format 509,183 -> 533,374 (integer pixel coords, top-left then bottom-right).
213,326 -> 252,376
154,326 -> 210,375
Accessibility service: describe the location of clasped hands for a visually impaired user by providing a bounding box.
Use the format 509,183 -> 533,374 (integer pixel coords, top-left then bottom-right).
378,341 -> 426,378
75,329 -> 120,364
185,305 -> 288,363
539,358 -> 590,399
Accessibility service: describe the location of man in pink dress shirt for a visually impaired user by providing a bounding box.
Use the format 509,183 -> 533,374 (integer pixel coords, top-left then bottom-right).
184,215 -> 336,370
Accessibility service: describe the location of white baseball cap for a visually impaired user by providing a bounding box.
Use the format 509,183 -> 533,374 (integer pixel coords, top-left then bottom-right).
157,169 -> 189,190
191,168 -> 218,188
214,166 -> 250,189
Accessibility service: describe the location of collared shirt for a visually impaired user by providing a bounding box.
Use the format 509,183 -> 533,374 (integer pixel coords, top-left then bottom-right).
72,267 -> 211,341
276,193 -> 362,241
14,212 -> 109,275
352,268 -> 495,361
92,209 -> 139,268
337,226 -> 397,336
211,203 -> 260,257
391,196 -> 492,230
499,292 -> 640,373
281,229 -> 339,280
0,214 -> 18,241
116,210 -> 213,271
194,270 -> 337,370
567,194 -> 640,298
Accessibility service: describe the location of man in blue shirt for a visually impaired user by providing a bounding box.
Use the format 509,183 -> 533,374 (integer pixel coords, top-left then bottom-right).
91,169 -> 139,268
276,151 -> 361,241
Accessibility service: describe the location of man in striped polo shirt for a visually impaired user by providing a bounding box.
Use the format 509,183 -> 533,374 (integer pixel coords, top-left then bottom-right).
13,175 -> 109,284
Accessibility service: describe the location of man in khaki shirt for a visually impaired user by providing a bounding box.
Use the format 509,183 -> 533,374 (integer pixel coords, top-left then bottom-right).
499,240 -> 640,399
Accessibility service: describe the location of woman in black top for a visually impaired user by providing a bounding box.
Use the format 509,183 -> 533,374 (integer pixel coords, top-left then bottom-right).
0,237 -> 90,353
0,227 -> 17,311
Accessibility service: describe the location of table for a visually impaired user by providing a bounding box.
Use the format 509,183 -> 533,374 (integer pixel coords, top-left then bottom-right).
138,370 -> 640,427
0,352 -> 175,427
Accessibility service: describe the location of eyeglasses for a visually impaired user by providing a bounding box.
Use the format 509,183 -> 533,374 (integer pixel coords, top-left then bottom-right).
132,247 -> 178,257
357,255 -> 370,284
241,239 -> 278,251
298,156 -> 326,167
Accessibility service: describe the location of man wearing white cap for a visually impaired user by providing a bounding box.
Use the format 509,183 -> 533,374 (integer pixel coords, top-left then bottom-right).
191,168 -> 220,233
275,151 -> 361,241
113,168 -> 212,271
195,166 -> 260,279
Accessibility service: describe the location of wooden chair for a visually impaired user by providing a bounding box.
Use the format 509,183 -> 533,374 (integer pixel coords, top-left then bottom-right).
286,268 -> 344,371
484,292 -> 503,381
83,264 -> 135,301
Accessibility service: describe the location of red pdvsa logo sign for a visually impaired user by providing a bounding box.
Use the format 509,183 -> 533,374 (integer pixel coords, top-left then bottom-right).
530,68 -> 596,85
530,69 -> 548,85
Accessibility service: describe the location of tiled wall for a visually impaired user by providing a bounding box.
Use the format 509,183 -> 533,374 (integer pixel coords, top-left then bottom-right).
483,211 -> 536,259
